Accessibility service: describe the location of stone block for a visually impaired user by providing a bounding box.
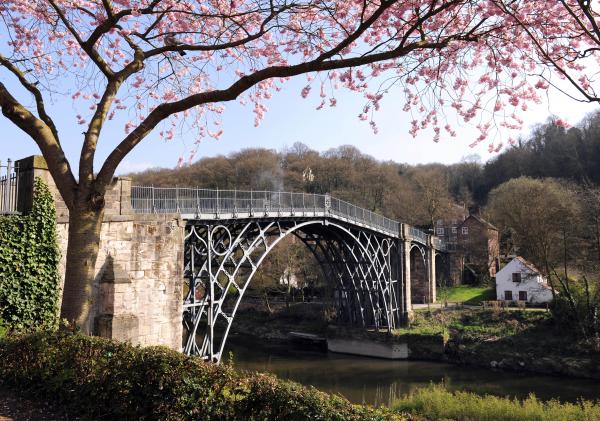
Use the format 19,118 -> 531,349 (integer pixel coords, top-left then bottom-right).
94,314 -> 139,344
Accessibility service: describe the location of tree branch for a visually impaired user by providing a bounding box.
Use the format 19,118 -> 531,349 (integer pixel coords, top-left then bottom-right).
0,54 -> 60,141
0,82 -> 76,207
97,37 -> 458,187
48,0 -> 114,78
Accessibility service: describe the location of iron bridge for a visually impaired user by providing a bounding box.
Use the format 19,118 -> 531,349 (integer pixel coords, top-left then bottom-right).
131,187 -> 445,362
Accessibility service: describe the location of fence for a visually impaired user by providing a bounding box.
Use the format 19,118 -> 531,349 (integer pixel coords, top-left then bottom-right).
131,186 -> 402,236
0,159 -> 19,215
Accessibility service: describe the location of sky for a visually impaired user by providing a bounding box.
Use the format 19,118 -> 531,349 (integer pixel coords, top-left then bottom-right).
1,70 -> 599,175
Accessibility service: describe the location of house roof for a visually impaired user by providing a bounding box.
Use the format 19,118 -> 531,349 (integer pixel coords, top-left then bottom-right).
460,214 -> 498,231
514,256 -> 542,274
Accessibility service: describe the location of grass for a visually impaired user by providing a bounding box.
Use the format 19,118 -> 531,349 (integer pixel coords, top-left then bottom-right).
394,384 -> 600,421
406,308 -> 552,340
439,285 -> 496,305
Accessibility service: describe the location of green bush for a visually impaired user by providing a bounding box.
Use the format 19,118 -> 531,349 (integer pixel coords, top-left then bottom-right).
394,384 -> 600,421
0,331 -> 402,420
0,178 -> 60,331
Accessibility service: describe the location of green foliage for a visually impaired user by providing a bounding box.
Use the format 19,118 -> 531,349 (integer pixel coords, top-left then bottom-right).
394,384 -> 600,421
0,331 -> 401,420
0,319 -> 6,339
551,277 -> 600,344
0,178 -> 60,331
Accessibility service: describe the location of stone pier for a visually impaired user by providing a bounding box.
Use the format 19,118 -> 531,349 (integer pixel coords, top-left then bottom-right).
16,156 -> 183,350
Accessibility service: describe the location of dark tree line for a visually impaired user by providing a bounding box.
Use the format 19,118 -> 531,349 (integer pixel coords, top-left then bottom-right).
476,113 -> 600,201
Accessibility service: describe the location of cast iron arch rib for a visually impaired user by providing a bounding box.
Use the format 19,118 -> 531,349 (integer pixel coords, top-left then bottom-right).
183,218 -> 398,362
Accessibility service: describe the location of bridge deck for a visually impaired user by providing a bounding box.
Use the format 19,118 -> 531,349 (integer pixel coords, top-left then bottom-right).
131,186 -> 445,249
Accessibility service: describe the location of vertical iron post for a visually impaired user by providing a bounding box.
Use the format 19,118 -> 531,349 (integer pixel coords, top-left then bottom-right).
3,159 -> 11,213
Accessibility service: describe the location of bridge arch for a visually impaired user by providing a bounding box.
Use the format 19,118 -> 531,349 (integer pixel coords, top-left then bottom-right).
183,218 -> 397,361
410,244 -> 430,304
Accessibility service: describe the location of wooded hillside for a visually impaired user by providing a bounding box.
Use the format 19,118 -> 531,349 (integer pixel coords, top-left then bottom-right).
131,112 -> 600,228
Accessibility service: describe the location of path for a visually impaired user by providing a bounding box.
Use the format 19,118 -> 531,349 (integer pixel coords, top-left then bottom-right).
0,386 -> 70,421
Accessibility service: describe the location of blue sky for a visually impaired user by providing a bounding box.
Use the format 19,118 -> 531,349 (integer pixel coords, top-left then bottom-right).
1,73 -> 598,174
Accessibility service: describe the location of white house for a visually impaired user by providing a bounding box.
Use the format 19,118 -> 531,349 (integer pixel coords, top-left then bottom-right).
495,257 -> 554,304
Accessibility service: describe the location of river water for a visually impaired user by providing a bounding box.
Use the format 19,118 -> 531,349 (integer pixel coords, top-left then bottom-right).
227,334 -> 600,408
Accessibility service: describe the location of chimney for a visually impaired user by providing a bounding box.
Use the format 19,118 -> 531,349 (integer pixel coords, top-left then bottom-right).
468,205 -> 480,216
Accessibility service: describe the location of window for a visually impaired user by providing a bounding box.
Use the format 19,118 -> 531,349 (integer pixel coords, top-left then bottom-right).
512,273 -> 522,283
451,227 -> 457,234
461,226 -> 468,235
436,219 -> 443,226
504,291 -> 513,300
519,291 -> 528,301
436,227 -> 445,235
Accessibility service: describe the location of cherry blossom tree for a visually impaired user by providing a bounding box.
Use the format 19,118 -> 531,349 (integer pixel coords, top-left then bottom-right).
493,0 -> 600,104
0,0 -> 595,329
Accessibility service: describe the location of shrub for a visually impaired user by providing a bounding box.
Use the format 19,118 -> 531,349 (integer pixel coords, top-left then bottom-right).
394,384 -> 600,421
550,277 -> 600,344
0,331 -> 402,420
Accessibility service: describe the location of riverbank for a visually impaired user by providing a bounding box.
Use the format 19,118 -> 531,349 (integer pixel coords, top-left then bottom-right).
231,304 -> 600,380
408,308 -> 600,379
2,331 -> 600,420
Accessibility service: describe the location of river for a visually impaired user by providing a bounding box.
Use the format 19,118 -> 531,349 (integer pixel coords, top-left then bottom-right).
227,334 -> 600,408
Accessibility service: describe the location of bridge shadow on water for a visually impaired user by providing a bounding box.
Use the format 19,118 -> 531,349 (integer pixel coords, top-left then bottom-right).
225,333 -> 600,408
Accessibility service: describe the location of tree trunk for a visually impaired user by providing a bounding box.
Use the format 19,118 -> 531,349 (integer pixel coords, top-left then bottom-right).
60,205 -> 104,333
263,289 -> 273,314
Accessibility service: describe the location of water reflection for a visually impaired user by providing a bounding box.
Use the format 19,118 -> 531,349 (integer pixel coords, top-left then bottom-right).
227,334 -> 600,407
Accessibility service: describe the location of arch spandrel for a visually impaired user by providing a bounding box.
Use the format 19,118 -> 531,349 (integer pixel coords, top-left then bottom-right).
182,218 -> 400,362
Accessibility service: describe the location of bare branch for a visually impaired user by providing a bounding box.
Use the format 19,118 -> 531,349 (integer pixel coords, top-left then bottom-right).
0,82 -> 76,207
0,54 -> 60,141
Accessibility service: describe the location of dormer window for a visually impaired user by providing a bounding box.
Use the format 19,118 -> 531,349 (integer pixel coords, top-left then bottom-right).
512,273 -> 522,283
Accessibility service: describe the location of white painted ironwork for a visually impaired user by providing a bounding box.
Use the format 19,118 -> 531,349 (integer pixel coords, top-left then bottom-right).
182,218 -> 402,362
0,159 -> 19,215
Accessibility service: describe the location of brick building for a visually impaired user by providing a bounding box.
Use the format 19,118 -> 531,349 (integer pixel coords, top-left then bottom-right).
435,206 -> 500,284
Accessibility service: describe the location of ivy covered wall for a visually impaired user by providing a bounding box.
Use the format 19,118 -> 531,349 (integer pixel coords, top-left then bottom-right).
0,178 -> 60,330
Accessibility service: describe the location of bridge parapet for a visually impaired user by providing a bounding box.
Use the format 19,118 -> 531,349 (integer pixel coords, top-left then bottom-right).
131,186 -> 401,237
431,236 -> 446,251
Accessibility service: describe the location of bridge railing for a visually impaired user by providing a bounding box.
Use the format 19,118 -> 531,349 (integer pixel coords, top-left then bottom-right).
329,196 -> 399,234
0,159 -> 19,215
432,236 -> 446,251
408,226 -> 428,244
131,186 -> 401,235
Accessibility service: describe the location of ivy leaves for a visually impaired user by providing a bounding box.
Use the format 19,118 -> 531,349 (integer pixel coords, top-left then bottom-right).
0,178 -> 60,331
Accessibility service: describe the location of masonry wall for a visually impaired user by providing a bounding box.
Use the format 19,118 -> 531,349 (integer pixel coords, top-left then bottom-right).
17,156 -> 183,351
410,247 -> 430,304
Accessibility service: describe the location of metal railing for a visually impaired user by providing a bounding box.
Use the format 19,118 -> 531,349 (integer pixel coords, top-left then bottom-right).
432,236 -> 446,251
131,186 -> 401,235
0,159 -> 19,215
409,226 -> 428,243
129,186 -> 448,249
